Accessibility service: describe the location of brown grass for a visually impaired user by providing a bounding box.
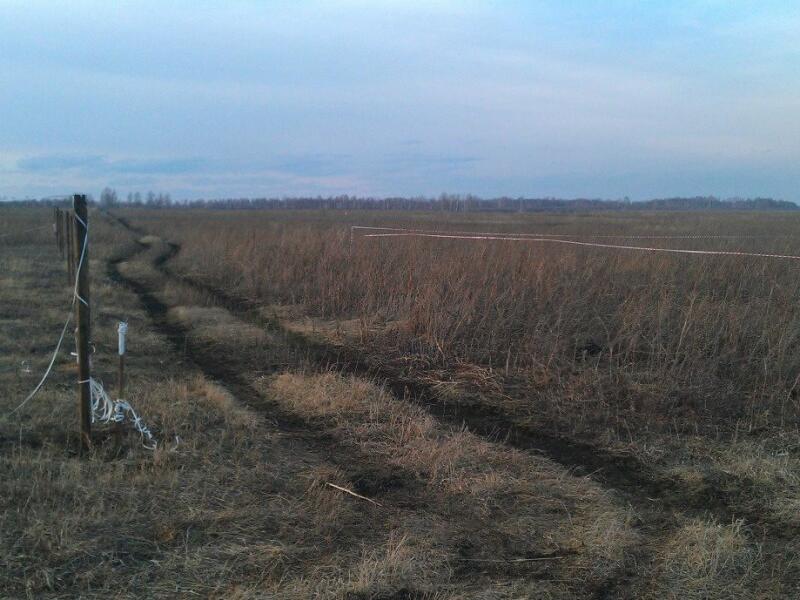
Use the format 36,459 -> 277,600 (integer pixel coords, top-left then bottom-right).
132,209 -> 800,439
3,206 -> 799,597
121,206 -> 800,596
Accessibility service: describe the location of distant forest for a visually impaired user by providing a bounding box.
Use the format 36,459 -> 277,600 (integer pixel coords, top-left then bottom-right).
6,191 -> 799,212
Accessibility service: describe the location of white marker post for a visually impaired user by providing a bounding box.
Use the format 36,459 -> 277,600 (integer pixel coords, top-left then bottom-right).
117,322 -> 128,398
114,321 -> 128,448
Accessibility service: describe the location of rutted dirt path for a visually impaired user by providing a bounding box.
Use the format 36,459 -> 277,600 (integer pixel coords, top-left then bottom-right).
104,218 -> 640,597
108,214 -> 671,513
151,238 -> 787,532
107,240 -> 433,525
145,239 -> 729,519
108,212 -> 800,598
103,213 -> 677,597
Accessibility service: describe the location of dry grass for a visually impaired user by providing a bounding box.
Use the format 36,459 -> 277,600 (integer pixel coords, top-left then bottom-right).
3,206 -> 799,597
131,209 -> 800,439
166,261 -> 638,596
122,206 -> 800,596
0,210 -> 469,597
654,520 -> 761,599
269,371 -> 637,568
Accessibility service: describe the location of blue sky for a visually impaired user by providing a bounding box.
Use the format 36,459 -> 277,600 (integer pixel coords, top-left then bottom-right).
1,1 -> 799,200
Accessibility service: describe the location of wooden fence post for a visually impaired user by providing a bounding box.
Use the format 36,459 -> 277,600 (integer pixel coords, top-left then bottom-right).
72,194 -> 92,451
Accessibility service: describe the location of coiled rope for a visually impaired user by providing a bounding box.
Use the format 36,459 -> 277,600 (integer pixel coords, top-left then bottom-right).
86,377 -> 157,450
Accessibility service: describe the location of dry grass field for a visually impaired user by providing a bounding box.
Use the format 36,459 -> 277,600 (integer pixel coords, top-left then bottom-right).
3,205 -> 800,597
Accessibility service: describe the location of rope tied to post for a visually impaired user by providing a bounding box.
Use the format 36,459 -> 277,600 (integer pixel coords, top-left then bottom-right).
6,201 -> 158,451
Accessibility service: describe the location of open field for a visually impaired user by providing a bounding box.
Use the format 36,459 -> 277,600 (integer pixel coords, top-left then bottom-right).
2,205 -> 800,597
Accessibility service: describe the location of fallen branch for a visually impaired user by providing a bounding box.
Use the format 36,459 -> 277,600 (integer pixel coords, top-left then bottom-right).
325,482 -> 383,507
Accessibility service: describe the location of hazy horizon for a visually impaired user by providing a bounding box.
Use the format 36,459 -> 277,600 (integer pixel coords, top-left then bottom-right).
2,1 -> 799,201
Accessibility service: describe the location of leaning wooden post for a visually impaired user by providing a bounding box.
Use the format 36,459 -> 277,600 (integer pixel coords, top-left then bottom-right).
59,208 -> 66,258
72,194 -> 92,451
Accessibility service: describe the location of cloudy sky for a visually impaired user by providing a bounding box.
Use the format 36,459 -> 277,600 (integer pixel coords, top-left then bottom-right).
1,1 -> 799,200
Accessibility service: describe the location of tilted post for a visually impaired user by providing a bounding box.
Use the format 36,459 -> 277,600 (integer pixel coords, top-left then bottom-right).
72,194 -> 91,450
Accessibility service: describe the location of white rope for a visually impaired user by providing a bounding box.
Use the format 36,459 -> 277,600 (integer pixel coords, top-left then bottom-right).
5,213 -> 89,416
86,377 -> 157,450
72,214 -> 89,307
351,225 -> 781,240
362,232 -> 800,261
5,213 -> 159,451
7,315 -> 73,415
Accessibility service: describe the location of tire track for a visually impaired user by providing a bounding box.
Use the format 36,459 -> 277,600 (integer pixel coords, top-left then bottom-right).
103,221 -> 603,593
107,240 -> 425,507
145,236 -> 736,524
113,212 -> 800,597
104,213 -> 674,598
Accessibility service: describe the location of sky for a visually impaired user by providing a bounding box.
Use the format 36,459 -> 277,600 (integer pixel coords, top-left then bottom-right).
1,1 -> 799,201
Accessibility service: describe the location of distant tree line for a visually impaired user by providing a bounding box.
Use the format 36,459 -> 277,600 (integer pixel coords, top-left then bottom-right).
99,188 -> 173,208
117,193 -> 800,212
4,191 -> 798,212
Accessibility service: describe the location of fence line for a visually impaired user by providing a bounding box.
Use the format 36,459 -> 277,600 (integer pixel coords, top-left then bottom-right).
360,231 -> 800,261
7,213 -> 90,416
3,203 -> 157,449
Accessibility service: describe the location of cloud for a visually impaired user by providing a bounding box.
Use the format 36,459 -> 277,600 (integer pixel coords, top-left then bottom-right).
16,154 -> 205,176
272,153 -> 351,177
17,155 -> 105,172
3,3 -> 800,200
379,153 -> 480,175
111,158 -> 205,175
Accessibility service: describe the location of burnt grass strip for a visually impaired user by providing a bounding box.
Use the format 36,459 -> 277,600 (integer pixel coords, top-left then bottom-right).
104,234 -> 588,589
